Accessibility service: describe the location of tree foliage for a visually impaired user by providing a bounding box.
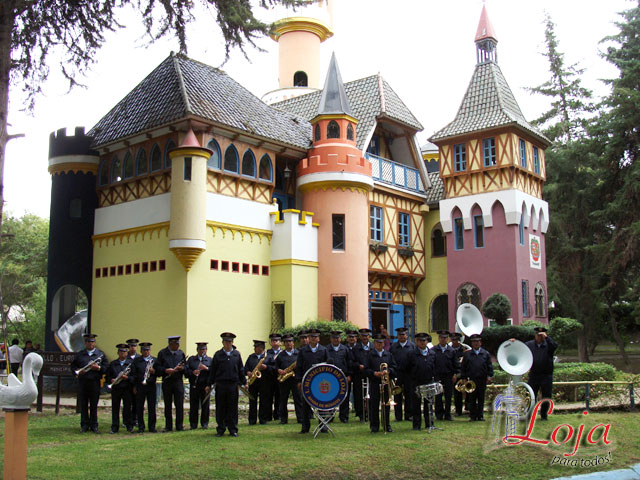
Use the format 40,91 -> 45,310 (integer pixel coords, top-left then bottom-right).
481,293 -> 512,326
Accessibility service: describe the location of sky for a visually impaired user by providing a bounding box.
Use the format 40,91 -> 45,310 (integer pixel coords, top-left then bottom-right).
4,0 -> 632,219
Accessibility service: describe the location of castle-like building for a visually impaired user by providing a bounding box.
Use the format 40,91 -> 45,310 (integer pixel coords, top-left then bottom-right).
45,4 -> 551,354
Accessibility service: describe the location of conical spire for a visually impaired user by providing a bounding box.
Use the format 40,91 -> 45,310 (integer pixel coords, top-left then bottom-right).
475,4 -> 498,64
316,52 -> 352,117
475,4 -> 497,42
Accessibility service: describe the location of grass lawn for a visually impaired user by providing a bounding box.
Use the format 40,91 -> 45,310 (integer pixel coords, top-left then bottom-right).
1,408 -> 639,480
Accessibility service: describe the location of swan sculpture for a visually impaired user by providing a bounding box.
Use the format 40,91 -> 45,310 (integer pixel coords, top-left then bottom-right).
0,352 -> 43,409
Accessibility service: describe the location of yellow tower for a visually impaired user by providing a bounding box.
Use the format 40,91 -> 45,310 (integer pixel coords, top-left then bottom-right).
169,129 -> 212,271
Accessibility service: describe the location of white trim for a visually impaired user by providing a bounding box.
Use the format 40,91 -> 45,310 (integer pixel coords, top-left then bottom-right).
49,154 -> 99,167
297,171 -> 374,189
170,239 -> 206,249
94,194 -> 171,235
206,192 -> 277,231
361,121 -> 378,157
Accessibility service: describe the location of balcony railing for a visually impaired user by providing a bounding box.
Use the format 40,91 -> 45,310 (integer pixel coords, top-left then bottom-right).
366,153 -> 425,194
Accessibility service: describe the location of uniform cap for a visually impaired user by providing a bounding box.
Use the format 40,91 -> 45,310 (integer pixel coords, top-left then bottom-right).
220,332 -> 236,341
469,334 -> 482,340
437,330 -> 450,337
358,328 -> 372,335
395,327 -> 409,333
167,336 -> 181,342
126,338 -> 139,345
308,328 -> 321,336
282,334 -> 294,341
116,343 -> 129,351
330,330 -> 342,338
269,333 -> 282,340
139,342 -> 152,349
415,332 -> 429,340
372,333 -> 386,342
83,333 -> 98,340
534,327 -> 548,333
253,340 -> 266,347
196,342 -> 208,348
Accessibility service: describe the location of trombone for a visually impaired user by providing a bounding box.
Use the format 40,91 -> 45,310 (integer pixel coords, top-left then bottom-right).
379,363 -> 396,434
362,377 -> 370,422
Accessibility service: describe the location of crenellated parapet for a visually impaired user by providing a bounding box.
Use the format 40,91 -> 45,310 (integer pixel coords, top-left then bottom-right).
270,209 -> 319,266
48,127 -> 100,175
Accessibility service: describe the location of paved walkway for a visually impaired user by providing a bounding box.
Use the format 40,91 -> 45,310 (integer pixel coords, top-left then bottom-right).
551,463 -> 640,480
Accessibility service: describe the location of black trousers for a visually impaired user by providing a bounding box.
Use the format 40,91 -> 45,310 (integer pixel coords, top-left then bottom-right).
412,393 -> 434,430
468,378 -> 487,420
136,383 -> 157,432
111,387 -> 133,431
528,373 -> 553,419
454,387 -> 463,415
394,376 -> 413,421
189,383 -> 210,428
129,390 -> 138,426
369,383 -> 391,432
10,363 -> 20,375
352,374 -> 364,418
278,378 -> 302,424
248,380 -> 270,424
162,380 -> 184,430
78,379 -> 101,429
435,375 -> 453,419
267,377 -> 280,420
215,382 -> 239,434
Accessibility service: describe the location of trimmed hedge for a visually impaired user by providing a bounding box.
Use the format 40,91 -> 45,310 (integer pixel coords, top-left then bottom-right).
478,326 -> 536,356
277,320 -> 360,346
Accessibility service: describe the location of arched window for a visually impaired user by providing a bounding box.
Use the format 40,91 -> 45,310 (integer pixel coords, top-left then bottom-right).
431,224 -> 446,257
98,160 -> 109,186
431,295 -> 449,331
347,124 -> 354,141
258,154 -> 272,181
224,145 -> 239,173
314,124 -> 321,142
327,120 -> 340,139
207,139 -> 221,169
242,149 -> 256,177
110,155 -> 122,183
122,152 -> 134,179
535,283 -> 546,317
457,282 -> 481,310
164,139 -> 176,168
293,71 -> 308,87
150,144 -> 162,171
136,148 -> 147,176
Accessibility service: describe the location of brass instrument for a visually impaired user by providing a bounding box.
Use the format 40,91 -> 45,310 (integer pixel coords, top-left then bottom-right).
379,363 -> 396,434
362,377 -> 370,422
107,364 -> 131,390
165,356 -> 187,379
277,361 -> 296,382
455,378 -> 476,394
142,359 -> 155,385
391,377 -> 403,396
247,354 -> 267,386
74,354 -> 104,376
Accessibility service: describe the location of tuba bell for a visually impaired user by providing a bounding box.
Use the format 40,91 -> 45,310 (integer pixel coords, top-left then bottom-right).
456,303 -> 484,339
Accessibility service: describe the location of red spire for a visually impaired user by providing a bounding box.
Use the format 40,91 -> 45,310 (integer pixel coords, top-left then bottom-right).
180,129 -> 200,148
475,4 -> 497,43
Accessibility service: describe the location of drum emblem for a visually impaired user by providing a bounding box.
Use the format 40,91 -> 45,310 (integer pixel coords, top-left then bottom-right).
320,380 -> 330,394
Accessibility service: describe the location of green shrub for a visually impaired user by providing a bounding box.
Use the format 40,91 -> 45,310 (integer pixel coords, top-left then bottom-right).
278,319 -> 360,346
479,325 -> 535,355
482,293 -> 512,325
549,317 -> 582,351
521,319 -> 545,329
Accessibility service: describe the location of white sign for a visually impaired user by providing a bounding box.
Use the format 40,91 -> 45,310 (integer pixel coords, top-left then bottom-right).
529,234 -> 541,269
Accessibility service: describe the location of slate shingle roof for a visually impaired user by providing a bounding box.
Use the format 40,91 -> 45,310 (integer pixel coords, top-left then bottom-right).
430,62 -> 550,146
88,53 -> 312,149
273,74 -> 423,151
425,172 -> 444,204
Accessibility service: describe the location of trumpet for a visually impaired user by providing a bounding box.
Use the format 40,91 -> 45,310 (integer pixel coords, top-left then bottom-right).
455,378 -> 476,394
247,354 -> 267,386
165,356 -> 187,378
107,364 -> 131,390
74,354 -> 103,376
277,361 -> 296,382
142,359 -> 155,385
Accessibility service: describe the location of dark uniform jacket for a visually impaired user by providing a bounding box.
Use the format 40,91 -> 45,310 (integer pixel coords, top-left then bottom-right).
156,347 -> 186,382
408,348 -> 436,386
364,349 -> 397,385
526,337 -> 558,375
275,349 -> 299,378
131,355 -> 159,385
461,348 -> 494,380
244,352 -> 268,382
295,344 -> 328,382
326,344 -> 351,376
209,349 -> 245,385
265,348 -> 283,377
352,342 -> 374,375
71,349 -> 107,382
106,358 -> 134,389
451,344 -> 466,366
430,344 -> 460,380
184,354 -> 212,387
390,341 -> 416,377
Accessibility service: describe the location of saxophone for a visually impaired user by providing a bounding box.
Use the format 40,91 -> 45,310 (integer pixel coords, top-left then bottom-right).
247,354 -> 267,386
277,361 -> 297,382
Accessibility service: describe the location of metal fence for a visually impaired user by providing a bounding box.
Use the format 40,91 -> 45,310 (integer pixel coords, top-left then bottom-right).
367,153 -> 425,194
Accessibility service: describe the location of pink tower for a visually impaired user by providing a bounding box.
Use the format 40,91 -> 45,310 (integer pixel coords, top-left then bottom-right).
297,53 -> 373,325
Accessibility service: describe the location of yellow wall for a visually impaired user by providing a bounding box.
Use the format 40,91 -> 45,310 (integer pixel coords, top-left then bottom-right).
271,263 -> 318,327
416,209 -> 448,335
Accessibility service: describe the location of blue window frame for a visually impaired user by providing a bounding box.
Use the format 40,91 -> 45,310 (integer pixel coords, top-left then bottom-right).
454,217 -> 464,250
224,145 -> 239,173
207,139 -> 221,169
370,206 -> 383,242
533,146 -> 540,174
519,139 -> 527,168
454,143 -> 466,172
482,138 -> 496,166
398,212 -> 411,247
522,280 -> 529,317
519,215 -> 525,245
258,154 -> 272,181
242,149 -> 256,177
473,215 -> 484,248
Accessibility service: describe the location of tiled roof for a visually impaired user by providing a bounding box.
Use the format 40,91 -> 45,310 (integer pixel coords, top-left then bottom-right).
273,74 -> 423,150
430,62 -> 550,146
425,172 -> 444,205
88,53 -> 312,149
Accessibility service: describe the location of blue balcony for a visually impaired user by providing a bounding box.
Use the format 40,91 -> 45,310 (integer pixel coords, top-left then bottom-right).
366,153 -> 425,194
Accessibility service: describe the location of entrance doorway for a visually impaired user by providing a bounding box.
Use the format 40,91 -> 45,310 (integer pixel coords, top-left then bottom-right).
370,303 -> 390,337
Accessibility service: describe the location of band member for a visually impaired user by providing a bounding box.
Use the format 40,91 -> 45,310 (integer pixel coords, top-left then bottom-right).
208,332 -> 246,437
298,329 -> 309,348
345,330 -> 358,416
326,331 -> 351,423
275,334 -> 302,424
431,330 -> 459,421
526,327 -> 558,420
408,332 -> 436,430
106,343 -> 134,433
390,327 -> 415,421
265,333 -> 282,422
245,339 -> 270,425
156,336 -> 186,432
352,328 -> 373,421
132,342 -> 158,433
185,342 -> 211,429
365,334 -> 397,433
126,338 -> 140,427
461,334 -> 493,421
71,333 -> 106,433
450,332 -> 470,416
295,328 -> 328,434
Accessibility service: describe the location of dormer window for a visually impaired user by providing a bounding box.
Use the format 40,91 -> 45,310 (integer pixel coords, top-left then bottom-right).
327,120 -> 340,139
